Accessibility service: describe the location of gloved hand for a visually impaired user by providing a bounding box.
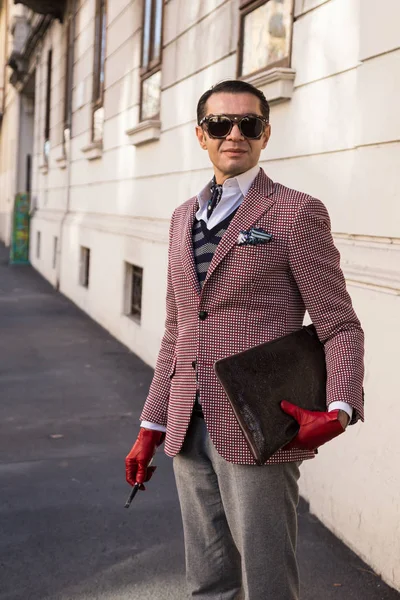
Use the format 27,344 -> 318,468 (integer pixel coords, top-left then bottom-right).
125,428 -> 165,488
280,400 -> 345,451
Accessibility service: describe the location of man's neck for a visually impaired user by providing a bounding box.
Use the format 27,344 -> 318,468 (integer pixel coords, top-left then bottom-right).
213,164 -> 259,186
214,172 -> 242,185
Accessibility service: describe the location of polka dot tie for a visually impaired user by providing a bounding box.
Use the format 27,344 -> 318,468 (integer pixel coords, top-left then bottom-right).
207,177 -> 223,221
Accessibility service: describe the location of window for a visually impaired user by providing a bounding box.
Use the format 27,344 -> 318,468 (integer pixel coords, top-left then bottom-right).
238,0 -> 294,78
63,1 -> 76,154
79,247 -> 91,287
140,0 -> 163,121
44,49 -> 52,161
36,231 -> 41,259
26,154 -> 31,193
124,263 -> 143,323
92,0 -> 107,142
53,236 -> 58,269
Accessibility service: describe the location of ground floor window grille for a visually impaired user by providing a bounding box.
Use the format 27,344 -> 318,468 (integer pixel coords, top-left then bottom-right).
79,247 -> 91,287
124,263 -> 143,323
36,231 -> 41,259
53,236 -> 58,269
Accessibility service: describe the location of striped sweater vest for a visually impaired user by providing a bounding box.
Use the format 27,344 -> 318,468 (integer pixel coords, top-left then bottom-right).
192,209 -> 238,287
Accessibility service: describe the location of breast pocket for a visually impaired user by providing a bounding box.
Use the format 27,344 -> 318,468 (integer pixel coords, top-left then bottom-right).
230,240 -> 286,276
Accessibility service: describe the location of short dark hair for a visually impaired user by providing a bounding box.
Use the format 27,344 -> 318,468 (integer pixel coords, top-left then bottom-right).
196,80 -> 270,124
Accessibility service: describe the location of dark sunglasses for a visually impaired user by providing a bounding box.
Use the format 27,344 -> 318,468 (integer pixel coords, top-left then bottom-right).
199,113 -> 269,140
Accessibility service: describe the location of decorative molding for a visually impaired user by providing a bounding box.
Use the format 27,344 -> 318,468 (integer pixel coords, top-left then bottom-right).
8,14 -> 52,90
334,234 -> 400,295
30,208 -> 64,224
242,68 -> 296,105
81,140 -> 103,161
14,0 -> 66,22
32,210 -> 169,244
38,163 -> 48,175
126,120 -> 162,147
55,154 -> 67,169
62,212 -> 170,244
28,212 -> 400,295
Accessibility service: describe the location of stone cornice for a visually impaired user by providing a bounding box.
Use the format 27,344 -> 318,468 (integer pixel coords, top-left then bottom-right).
8,13 -> 52,89
30,210 -> 399,294
33,210 -> 170,244
14,0 -> 66,22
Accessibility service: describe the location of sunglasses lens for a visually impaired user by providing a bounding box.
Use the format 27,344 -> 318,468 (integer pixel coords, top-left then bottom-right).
240,117 -> 264,139
207,117 -> 231,138
204,115 -> 265,139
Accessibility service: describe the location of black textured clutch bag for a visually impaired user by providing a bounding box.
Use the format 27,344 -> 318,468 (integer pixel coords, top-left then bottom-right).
213,324 -> 327,465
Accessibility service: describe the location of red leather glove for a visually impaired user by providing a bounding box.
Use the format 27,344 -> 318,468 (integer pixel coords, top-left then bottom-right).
280,400 -> 345,451
125,428 -> 165,488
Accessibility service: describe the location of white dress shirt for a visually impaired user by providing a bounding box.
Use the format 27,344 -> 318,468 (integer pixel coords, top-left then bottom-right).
142,165 -> 352,431
196,164 -> 261,229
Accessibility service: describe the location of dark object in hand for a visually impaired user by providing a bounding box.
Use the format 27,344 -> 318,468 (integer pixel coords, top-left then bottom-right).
124,483 -> 141,508
214,325 -> 327,464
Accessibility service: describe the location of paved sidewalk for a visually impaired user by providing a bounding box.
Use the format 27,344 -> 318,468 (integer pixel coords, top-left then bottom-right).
0,242 -> 398,600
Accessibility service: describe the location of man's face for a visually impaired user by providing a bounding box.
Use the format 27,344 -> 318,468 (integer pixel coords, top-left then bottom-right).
195,92 -> 271,183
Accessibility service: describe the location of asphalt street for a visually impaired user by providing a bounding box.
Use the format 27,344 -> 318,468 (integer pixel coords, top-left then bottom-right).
0,242 -> 398,600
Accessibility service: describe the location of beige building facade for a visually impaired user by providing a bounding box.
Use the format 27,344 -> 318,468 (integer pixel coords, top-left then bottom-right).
0,0 -> 399,590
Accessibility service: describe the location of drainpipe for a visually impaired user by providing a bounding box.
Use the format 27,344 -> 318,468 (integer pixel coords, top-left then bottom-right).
56,126 -> 72,290
1,0 -> 8,121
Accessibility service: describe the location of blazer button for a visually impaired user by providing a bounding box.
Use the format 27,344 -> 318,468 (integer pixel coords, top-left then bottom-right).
198,310 -> 208,321
192,360 -> 196,369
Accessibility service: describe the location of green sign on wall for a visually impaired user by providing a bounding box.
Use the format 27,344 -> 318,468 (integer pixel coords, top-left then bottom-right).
10,193 -> 30,265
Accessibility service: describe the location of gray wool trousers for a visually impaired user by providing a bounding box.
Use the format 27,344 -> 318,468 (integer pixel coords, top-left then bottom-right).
173,415 -> 301,600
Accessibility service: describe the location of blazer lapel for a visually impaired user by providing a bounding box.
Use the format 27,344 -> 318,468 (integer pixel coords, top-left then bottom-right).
204,170 -> 276,287
181,198 -> 201,296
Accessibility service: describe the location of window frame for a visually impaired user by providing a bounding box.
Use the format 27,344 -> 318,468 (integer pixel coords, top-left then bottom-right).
79,246 -> 91,288
237,0 -> 294,80
44,49 -> 52,162
36,231 -> 41,260
53,236 -> 58,269
91,0 -> 107,142
130,264 -> 143,322
63,1 -> 76,153
139,0 -> 164,122
124,262 -> 143,323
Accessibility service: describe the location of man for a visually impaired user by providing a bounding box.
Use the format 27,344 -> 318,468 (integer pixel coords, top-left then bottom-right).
125,80 -> 364,599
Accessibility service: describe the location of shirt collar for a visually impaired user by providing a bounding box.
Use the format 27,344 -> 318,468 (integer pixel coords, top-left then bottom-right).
197,165 -> 260,208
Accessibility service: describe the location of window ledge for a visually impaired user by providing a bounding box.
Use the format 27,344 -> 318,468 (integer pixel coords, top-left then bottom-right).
124,313 -> 141,325
126,120 -> 161,147
55,154 -> 67,169
242,67 -> 296,105
81,140 -> 103,160
39,163 -> 48,175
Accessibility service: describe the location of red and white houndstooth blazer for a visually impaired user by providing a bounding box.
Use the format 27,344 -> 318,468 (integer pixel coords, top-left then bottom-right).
140,169 -> 364,465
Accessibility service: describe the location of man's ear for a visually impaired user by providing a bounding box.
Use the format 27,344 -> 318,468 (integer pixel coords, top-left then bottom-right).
261,124 -> 271,150
195,125 -> 208,150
